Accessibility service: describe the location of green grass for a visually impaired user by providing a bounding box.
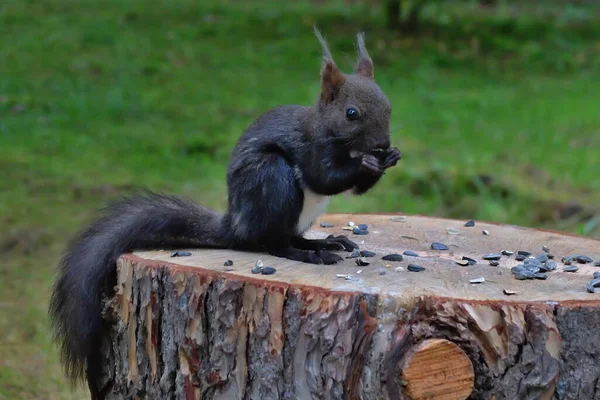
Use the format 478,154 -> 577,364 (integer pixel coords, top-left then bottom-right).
1,0 -> 599,398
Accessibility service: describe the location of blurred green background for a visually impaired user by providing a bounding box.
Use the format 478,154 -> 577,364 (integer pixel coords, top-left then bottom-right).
1,0 -> 599,398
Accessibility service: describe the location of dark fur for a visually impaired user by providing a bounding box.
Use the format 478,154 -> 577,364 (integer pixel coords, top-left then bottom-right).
49,28 -> 401,397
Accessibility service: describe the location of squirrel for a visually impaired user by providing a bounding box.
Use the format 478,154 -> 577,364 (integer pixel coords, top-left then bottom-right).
48,27 -> 401,397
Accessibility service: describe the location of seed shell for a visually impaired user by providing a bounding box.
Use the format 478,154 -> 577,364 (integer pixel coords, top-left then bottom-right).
483,253 -> 502,261
320,222 -> 334,228
456,259 -> 470,266
517,250 -> 532,256
462,256 -> 477,265
489,260 -> 500,267
593,271 -> 600,279
515,254 -> 526,261
534,273 -> 548,280
594,261 -> 600,267
470,277 -> 485,284
446,228 -> 461,235
352,227 -> 369,235
346,250 -> 361,259
223,260 -> 233,266
391,216 -> 407,222
357,223 -> 368,230
403,250 -> 419,257
542,246 -> 550,253
464,220 -> 475,227
503,289 -> 518,296
502,250 -> 514,256
171,250 -> 192,257
574,255 -> 593,264
382,253 -> 403,262
407,264 -> 425,272
261,267 -> 276,275
536,254 -> 549,263
561,256 -> 573,265
564,265 -> 579,273
431,242 -> 449,251
356,257 -> 370,266
360,250 -> 376,257
586,278 -> 600,294
482,230 -> 490,235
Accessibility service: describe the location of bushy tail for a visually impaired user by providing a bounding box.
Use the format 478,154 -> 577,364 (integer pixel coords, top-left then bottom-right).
48,189 -> 227,389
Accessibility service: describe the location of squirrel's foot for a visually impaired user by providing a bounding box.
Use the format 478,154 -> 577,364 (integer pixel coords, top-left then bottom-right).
269,247 -> 343,265
360,154 -> 383,176
292,235 -> 358,252
377,147 -> 401,169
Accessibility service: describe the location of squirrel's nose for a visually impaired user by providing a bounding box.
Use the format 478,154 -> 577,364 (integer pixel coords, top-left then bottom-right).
374,138 -> 390,150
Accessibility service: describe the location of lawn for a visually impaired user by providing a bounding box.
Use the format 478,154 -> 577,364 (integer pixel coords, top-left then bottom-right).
1,0 -> 599,398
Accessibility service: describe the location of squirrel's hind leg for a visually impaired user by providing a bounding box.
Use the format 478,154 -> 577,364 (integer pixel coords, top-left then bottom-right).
291,235 -> 358,252
268,246 -> 343,265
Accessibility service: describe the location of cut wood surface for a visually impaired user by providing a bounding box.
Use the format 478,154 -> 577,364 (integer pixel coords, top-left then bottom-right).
95,213 -> 600,400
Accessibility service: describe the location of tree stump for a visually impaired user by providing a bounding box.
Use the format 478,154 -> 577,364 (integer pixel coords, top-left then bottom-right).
94,214 -> 600,400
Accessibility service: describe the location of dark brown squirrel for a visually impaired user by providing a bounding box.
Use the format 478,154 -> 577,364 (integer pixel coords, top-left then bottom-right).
48,27 -> 401,397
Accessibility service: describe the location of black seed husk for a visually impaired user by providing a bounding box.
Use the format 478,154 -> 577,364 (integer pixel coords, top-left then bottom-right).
593,271 -> 600,279
502,250 -> 514,256
489,260 -> 500,267
564,265 -> 579,273
356,258 -> 370,266
431,242 -> 449,251
540,261 -> 557,272
407,264 -> 425,272
525,265 -> 540,274
224,260 -> 233,266
511,265 -> 527,274
536,254 -> 549,263
517,251 -> 531,256
403,250 -> 419,257
346,250 -> 361,259
515,254 -> 526,261
352,227 -> 368,235
547,254 -> 555,259
382,253 -> 403,262
594,261 -> 600,267
574,255 -> 593,264
514,272 -> 528,280
524,259 -> 542,268
464,220 -> 475,227
261,267 -> 276,275
586,278 -> 600,294
171,250 -> 192,257
542,246 -> 550,253
462,256 -> 477,265
360,250 -> 376,257
482,230 -> 490,236
534,273 -> 548,280
456,259 -> 470,266
320,222 -> 334,228
562,256 -> 573,265
357,223 -> 368,230
483,254 -> 502,261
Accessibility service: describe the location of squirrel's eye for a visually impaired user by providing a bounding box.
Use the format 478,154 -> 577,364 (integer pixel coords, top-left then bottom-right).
346,107 -> 360,121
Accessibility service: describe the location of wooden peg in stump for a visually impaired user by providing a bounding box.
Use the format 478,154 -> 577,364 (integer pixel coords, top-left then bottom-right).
89,213 -> 600,399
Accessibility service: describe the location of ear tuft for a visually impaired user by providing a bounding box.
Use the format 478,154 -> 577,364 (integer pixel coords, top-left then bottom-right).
314,26 -> 345,103
355,32 -> 374,79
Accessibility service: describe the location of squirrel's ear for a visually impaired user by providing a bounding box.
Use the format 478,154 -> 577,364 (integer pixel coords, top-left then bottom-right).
355,32 -> 374,79
314,27 -> 345,103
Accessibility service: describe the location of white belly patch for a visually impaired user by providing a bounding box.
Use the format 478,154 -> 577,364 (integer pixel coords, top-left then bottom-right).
296,189 -> 330,233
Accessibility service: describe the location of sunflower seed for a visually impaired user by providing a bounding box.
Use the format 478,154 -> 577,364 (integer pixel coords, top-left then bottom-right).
470,277 -> 485,284
542,246 -> 550,253
594,271 -> 600,279
514,272 -> 528,280
462,256 -> 477,265
483,254 -> 502,261
456,259 -> 470,266
252,261 -> 263,274
511,265 -> 527,274
356,257 -> 370,266
447,228 -> 461,235
503,289 -> 518,295
594,261 -> 600,267
539,261 -> 557,272
385,264 -> 392,268
391,216 -> 407,222
382,253 -> 403,262
170,250 -> 192,257
342,226 -> 354,231
360,250 -> 376,257
502,250 -> 514,256
352,228 -> 369,235
574,255 -> 593,264
547,254 -> 555,259
320,222 -> 334,228
464,220 -> 475,227
224,260 -> 233,266
515,254 -> 526,261
517,251 -> 532,256
261,267 -> 276,275
564,265 -> 579,273
358,224 -> 368,230
347,250 -> 361,259
489,260 -> 500,267
561,256 -> 573,265
524,259 -> 542,268
407,264 -> 425,272
534,273 -> 548,280
482,230 -> 490,236
536,254 -> 549,263
431,242 -> 449,250
403,250 -> 419,257
587,278 -> 600,293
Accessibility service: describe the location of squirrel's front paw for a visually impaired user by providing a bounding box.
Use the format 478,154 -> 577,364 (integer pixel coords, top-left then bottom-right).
378,147 -> 401,169
360,154 -> 383,176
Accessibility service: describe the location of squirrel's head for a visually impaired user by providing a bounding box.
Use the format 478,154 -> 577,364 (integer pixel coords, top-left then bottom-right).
314,28 -> 392,155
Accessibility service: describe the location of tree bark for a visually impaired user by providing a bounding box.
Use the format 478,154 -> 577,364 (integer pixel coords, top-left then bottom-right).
91,214 -> 600,399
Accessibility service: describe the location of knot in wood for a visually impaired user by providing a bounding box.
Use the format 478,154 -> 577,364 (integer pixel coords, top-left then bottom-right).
400,338 -> 474,400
